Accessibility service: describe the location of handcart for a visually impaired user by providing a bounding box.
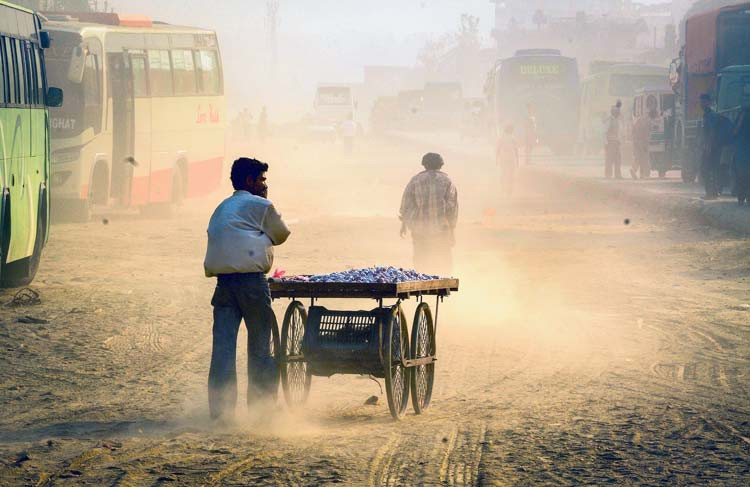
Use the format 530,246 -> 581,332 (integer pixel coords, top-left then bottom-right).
269,278 -> 459,419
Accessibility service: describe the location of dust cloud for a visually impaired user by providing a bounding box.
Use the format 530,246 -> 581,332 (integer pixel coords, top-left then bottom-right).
1,1 -> 749,485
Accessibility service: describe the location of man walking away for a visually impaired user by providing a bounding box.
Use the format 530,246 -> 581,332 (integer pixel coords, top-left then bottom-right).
605,105 -> 623,179
496,124 -> 520,196
400,153 -> 458,276
631,109 -> 654,179
204,157 -> 290,420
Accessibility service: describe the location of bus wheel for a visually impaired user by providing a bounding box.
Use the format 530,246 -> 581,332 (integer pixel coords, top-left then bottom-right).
1,193 -> 46,288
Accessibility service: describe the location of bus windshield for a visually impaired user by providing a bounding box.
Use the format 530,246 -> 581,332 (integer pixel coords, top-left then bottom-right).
718,73 -> 750,111
316,87 -> 351,106
45,31 -> 103,137
609,74 -> 668,97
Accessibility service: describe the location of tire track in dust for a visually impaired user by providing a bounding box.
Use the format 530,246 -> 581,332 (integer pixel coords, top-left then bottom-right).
368,434 -> 402,487
439,423 -> 487,487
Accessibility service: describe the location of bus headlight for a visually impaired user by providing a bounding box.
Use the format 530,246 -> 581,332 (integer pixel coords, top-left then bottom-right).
52,147 -> 81,164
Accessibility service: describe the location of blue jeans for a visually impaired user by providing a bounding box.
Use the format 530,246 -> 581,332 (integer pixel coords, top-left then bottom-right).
208,273 -> 278,419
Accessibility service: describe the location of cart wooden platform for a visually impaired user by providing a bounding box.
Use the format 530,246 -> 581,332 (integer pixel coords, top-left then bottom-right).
269,277 -> 459,419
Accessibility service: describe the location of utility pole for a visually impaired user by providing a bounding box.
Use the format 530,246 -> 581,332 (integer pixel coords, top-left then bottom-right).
265,0 -> 280,83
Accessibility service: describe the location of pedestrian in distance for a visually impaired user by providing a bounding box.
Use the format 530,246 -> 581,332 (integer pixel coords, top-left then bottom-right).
605,105 -> 623,179
399,153 -> 458,277
258,106 -> 269,143
524,103 -> 538,165
631,109 -> 655,179
340,112 -> 357,156
204,157 -> 291,421
496,124 -> 520,196
731,107 -> 750,206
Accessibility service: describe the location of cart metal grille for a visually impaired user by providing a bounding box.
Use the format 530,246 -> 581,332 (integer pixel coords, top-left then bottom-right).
318,312 -> 377,345
303,306 -> 388,377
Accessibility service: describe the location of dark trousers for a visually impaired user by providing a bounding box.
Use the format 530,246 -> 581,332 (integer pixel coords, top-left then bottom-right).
605,141 -> 622,178
701,156 -> 721,197
735,164 -> 750,204
208,273 -> 278,419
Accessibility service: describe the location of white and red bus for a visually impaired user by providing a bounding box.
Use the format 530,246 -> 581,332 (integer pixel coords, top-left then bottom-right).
44,12 -> 225,220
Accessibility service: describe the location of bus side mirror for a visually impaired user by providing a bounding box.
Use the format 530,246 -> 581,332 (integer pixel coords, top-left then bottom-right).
46,87 -> 63,108
39,31 -> 51,49
67,46 -> 85,84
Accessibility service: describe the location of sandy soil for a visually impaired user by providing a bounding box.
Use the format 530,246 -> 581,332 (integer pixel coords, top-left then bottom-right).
0,137 -> 748,486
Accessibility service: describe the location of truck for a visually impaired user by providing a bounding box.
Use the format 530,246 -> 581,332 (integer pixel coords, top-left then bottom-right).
669,2 -> 750,182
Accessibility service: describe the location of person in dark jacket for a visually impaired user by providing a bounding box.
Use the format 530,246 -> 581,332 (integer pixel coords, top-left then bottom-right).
731,107 -> 750,205
700,94 -> 733,199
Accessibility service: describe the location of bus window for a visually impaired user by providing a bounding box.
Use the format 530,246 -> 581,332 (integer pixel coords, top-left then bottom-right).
33,48 -> 44,105
196,50 -> 220,95
3,38 -> 17,104
83,51 -> 102,130
0,37 -> 6,104
171,49 -> 196,95
14,40 -> 27,105
147,49 -> 173,96
131,54 -> 148,97
24,45 -> 39,106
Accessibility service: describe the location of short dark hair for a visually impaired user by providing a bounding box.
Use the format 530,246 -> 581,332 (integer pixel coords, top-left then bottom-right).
422,152 -> 444,170
230,157 -> 268,190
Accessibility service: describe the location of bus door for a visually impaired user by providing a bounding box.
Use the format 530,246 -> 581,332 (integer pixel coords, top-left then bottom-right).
4,37 -> 33,263
108,51 -> 135,206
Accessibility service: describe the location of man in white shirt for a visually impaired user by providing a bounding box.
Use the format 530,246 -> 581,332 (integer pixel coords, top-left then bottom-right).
204,157 -> 290,420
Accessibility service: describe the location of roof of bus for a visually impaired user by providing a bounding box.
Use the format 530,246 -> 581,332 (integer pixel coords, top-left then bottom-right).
0,0 -> 33,14
583,63 -> 668,79
43,18 -> 215,36
721,65 -> 750,73
635,85 -> 672,94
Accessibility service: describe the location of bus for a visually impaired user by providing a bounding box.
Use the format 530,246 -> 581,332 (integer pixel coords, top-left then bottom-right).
43,12 -> 226,220
311,84 -> 354,137
579,63 -> 668,153
0,1 -> 62,287
670,3 -> 750,182
489,49 -> 579,155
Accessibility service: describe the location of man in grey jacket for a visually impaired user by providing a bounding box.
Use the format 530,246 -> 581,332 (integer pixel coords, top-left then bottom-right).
204,157 -> 290,420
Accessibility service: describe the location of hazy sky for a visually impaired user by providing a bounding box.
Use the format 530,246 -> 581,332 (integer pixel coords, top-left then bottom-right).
106,1 -> 497,115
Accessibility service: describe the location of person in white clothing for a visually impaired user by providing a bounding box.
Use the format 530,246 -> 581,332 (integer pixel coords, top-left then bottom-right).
204,157 -> 290,420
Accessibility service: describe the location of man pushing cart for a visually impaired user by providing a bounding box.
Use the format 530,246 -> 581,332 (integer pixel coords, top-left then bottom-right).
204,157 -> 458,421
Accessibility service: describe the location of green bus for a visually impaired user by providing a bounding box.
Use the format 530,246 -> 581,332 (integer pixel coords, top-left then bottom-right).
0,1 -> 62,287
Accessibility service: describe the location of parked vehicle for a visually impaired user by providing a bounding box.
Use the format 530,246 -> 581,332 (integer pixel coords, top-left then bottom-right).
44,12 -> 226,221
0,1 -> 62,287
579,62 -> 668,154
632,87 -> 676,177
488,49 -> 579,154
669,2 -> 750,182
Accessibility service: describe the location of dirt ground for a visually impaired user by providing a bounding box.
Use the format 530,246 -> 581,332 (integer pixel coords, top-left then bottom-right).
0,137 -> 748,486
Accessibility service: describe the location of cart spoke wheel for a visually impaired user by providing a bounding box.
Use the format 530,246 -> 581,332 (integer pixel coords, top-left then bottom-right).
281,301 -> 312,408
384,305 -> 410,420
410,303 -> 435,414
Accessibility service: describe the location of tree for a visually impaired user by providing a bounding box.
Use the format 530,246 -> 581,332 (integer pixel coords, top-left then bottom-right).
417,34 -> 451,75
457,13 -> 480,51
532,9 -> 547,30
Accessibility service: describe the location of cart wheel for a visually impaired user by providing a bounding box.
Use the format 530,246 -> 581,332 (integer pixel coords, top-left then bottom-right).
280,301 -> 312,408
410,303 -> 435,414
384,305 -> 410,420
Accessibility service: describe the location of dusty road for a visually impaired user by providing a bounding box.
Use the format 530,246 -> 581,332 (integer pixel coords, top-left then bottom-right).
0,137 -> 748,486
